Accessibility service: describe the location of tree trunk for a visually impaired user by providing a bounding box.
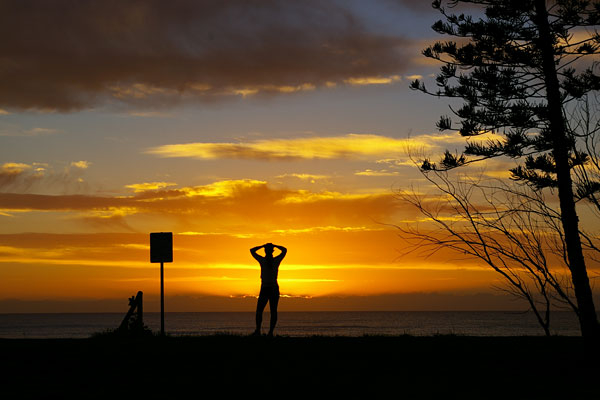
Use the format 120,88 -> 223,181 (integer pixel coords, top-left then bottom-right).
534,0 -> 599,339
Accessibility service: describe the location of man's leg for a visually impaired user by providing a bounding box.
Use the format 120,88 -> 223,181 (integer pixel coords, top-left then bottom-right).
254,293 -> 268,335
267,288 -> 280,336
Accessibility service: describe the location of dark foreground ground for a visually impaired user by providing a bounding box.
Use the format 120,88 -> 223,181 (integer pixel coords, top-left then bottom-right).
1,335 -> 598,399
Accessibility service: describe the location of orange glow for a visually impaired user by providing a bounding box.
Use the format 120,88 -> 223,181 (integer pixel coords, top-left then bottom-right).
2,170 -> 596,311
0,227 -> 500,302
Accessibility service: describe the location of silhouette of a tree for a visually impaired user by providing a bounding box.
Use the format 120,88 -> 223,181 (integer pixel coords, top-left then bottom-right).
568,93 -> 600,214
396,171 -> 590,335
411,0 -> 600,338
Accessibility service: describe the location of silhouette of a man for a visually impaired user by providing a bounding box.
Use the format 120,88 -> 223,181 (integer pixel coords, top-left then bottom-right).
250,242 -> 287,336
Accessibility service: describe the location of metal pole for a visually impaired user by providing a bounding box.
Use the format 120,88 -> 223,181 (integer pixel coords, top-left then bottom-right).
160,261 -> 164,336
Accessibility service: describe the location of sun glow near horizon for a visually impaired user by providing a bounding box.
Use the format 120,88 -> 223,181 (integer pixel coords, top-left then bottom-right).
1,161 -> 597,310
2,159 -> 594,307
0,223 -> 509,302
5,0 -> 599,312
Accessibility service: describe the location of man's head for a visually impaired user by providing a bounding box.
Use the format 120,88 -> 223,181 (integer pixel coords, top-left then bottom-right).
264,243 -> 274,256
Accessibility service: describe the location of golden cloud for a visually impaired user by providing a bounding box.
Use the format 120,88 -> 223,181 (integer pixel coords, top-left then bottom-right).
125,181 -> 177,192
0,162 -> 36,188
147,134 -> 427,161
355,169 -> 402,177
344,75 -> 401,85
181,180 -> 267,198
271,226 -> 382,234
144,131 -> 494,167
70,161 -> 90,169
1,162 -> 32,175
276,174 -> 330,184
225,83 -> 317,97
276,190 -> 386,204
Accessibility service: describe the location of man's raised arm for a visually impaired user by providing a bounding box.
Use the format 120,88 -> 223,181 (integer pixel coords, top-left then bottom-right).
250,245 -> 263,261
274,244 -> 287,260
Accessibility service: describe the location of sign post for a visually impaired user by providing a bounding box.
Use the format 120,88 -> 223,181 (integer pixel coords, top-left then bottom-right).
150,232 -> 173,336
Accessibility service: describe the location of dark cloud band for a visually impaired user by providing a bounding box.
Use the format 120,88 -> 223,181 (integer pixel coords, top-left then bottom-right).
0,0 -> 412,111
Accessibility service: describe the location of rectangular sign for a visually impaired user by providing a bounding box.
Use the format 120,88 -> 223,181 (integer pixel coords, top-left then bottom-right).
150,232 -> 173,263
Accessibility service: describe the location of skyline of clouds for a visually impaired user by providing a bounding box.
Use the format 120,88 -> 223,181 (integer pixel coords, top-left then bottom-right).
0,178 -> 400,229
0,0 -> 428,112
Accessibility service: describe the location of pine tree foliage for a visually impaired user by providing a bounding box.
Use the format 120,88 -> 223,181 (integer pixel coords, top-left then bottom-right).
412,0 -> 600,198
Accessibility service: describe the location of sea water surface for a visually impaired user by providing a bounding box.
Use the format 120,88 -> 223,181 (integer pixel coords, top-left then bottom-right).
0,311 -> 583,338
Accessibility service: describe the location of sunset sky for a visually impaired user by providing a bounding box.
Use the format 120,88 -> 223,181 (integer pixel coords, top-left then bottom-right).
1,0 -> 598,312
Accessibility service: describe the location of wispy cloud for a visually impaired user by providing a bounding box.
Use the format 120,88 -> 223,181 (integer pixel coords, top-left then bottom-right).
177,231 -> 260,239
276,173 -> 330,182
24,128 -> 60,136
376,158 -> 419,167
279,278 -> 341,283
344,75 -> 401,86
70,161 -> 90,169
0,126 -> 61,137
180,179 -> 267,198
224,83 -> 317,97
355,169 -> 401,177
125,181 -> 177,192
271,226 -> 382,234
0,161 -> 90,193
0,163 -> 38,189
145,131 -> 483,166
147,134 -> 427,161
276,190 -> 388,204
126,111 -> 174,118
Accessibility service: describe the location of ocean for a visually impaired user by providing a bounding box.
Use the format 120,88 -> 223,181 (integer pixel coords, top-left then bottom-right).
0,311 -> 584,338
